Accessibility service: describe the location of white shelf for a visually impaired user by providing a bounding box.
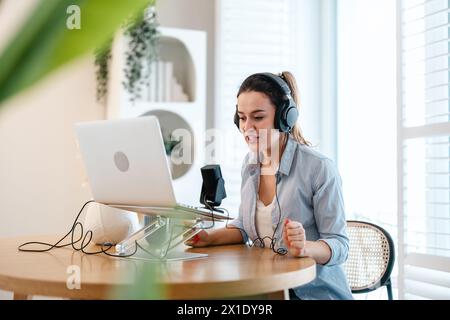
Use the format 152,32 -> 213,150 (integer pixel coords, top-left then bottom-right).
106,27 -> 207,205
120,102 -> 200,118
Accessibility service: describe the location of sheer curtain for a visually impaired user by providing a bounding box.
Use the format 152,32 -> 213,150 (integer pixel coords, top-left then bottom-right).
215,0 -> 301,214
337,0 -> 397,243
337,0 -> 397,299
398,0 -> 450,300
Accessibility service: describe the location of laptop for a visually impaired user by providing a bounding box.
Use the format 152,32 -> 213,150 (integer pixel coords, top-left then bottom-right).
74,116 -> 231,221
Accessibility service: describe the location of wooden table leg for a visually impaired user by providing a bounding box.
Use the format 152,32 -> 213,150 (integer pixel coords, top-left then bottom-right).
265,289 -> 289,300
13,293 -> 30,300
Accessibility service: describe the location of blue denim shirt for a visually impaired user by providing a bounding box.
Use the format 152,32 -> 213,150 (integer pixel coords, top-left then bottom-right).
229,136 -> 353,300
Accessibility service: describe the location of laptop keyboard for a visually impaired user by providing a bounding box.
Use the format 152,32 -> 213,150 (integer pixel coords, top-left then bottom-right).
176,203 -> 229,217
177,203 -> 213,213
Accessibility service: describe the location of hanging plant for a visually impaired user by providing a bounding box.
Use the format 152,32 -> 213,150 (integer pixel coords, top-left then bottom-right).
94,4 -> 159,103
94,38 -> 112,103
122,5 -> 160,102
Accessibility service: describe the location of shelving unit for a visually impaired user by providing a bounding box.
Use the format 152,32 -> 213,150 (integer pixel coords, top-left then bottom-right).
107,27 -> 207,204
103,26 -> 209,261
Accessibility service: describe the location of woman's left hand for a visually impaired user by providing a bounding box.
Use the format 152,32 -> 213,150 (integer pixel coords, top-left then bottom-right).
283,218 -> 307,257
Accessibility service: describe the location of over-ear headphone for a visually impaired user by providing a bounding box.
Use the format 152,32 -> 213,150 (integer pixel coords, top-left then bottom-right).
234,72 -> 299,133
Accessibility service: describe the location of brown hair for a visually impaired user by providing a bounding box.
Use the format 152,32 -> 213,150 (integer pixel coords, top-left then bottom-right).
236,71 -> 311,146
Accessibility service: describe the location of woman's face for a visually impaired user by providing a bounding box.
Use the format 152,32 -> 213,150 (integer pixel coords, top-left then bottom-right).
237,91 -> 277,154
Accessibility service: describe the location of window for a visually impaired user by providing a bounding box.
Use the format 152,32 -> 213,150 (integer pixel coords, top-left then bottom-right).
399,0 -> 450,299
214,0 -> 295,214
337,0 -> 397,243
215,0 -> 335,214
337,0 -> 397,299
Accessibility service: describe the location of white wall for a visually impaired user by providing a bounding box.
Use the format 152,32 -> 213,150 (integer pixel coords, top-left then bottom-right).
0,1 -> 105,238
156,0 -> 215,129
0,0 -> 107,300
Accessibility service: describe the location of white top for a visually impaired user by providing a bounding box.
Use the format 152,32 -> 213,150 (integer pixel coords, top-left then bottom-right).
255,197 -> 276,248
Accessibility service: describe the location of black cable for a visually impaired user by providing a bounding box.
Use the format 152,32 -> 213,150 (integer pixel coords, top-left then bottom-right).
201,194 -> 216,230
216,133 -> 289,256
266,136 -> 289,255
18,200 -> 95,252
21,174 -> 286,258
18,200 -> 138,258
271,176 -> 288,255
17,197 -> 220,260
220,169 -> 288,256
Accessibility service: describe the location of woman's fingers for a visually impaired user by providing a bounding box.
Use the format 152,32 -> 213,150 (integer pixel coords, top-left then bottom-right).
283,219 -> 305,240
286,227 -> 305,236
286,234 -> 305,241
289,246 -> 304,257
184,230 -> 209,247
282,228 -> 289,243
286,220 -> 303,229
283,219 -> 307,257
288,240 -> 306,257
184,237 -> 197,246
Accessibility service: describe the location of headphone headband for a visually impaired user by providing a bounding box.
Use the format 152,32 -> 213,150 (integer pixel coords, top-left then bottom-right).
257,72 -> 292,98
234,72 -> 299,133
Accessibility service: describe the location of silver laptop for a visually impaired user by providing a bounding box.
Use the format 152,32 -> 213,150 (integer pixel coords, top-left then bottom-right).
74,116 -> 231,221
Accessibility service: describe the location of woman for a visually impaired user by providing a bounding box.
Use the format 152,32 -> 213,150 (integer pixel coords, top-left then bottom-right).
185,72 -> 353,300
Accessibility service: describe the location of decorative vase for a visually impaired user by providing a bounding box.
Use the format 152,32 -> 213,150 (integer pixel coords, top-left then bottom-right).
83,203 -> 140,245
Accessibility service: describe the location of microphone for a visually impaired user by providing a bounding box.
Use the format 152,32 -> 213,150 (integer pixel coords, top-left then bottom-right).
199,165 -> 227,211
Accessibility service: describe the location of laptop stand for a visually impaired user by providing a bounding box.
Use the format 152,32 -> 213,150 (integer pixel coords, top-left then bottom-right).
114,213 -> 208,261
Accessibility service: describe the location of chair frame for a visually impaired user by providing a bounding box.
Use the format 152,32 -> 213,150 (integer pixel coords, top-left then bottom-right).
346,220 -> 396,300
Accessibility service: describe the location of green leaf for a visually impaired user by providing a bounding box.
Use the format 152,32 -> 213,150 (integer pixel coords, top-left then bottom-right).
112,262 -> 167,300
0,0 -> 153,106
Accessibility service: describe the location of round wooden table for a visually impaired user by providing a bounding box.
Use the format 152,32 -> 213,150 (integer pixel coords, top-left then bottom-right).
0,236 -> 316,300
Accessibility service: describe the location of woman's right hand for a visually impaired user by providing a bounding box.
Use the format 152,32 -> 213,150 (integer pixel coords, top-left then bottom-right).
184,230 -> 210,247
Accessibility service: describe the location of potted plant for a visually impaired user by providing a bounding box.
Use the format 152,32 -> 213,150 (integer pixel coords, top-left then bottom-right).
95,5 -> 159,103
162,131 -> 181,176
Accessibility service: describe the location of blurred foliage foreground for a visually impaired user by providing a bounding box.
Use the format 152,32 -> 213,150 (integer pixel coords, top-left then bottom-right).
0,0 -> 166,299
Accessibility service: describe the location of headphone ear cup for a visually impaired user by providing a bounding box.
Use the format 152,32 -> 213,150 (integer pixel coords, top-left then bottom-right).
277,100 -> 295,132
283,104 -> 299,132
